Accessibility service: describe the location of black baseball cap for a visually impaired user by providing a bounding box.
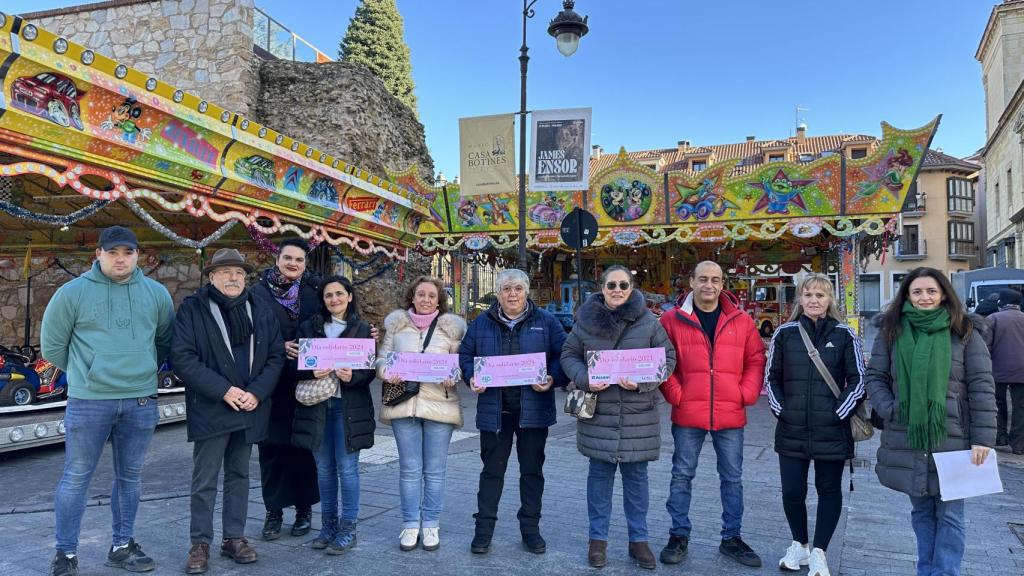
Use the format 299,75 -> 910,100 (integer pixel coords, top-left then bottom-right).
99,226 -> 138,251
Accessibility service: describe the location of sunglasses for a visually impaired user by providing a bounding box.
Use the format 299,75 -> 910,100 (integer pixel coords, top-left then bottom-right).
605,281 -> 630,291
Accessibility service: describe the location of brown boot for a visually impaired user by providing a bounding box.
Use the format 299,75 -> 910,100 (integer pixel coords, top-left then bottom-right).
185,542 -> 209,574
588,539 -> 607,568
220,537 -> 258,564
629,541 -> 657,570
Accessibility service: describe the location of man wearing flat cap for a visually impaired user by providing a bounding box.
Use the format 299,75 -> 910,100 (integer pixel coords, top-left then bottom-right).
42,225 -> 175,576
171,248 -> 285,574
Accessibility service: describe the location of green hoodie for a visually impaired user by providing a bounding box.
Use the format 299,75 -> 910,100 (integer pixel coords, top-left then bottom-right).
41,261 -> 175,400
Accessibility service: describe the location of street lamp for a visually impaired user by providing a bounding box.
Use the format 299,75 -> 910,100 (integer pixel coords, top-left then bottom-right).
517,0 -> 589,271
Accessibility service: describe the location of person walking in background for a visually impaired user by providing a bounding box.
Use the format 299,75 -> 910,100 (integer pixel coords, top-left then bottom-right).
764,274 -> 865,576
41,226 -> 175,576
377,276 -> 466,552
560,265 -> 676,570
252,238 -> 321,540
172,249 -> 284,574
987,288 -> 1024,454
292,275 -> 377,554
866,267 -> 996,576
658,260 -> 766,568
459,269 -> 567,556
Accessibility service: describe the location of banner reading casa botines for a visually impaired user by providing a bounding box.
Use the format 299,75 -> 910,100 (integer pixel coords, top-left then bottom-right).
459,114 -> 516,196
529,107 -> 592,192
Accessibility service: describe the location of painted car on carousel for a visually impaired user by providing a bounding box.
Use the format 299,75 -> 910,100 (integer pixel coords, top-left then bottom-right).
10,72 -> 86,130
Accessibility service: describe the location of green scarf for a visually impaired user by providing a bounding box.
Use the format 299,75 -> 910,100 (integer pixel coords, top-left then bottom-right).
894,301 -> 951,451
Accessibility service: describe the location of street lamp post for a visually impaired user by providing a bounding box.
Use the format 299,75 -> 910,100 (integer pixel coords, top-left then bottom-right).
516,0 -> 589,271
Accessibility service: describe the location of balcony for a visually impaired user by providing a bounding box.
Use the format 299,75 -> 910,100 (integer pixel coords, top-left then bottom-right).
902,198 -> 925,218
895,239 -> 927,261
949,240 -> 978,261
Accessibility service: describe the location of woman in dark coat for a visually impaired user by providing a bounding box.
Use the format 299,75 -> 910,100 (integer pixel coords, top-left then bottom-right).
560,265 -> 676,570
251,238 -> 322,539
764,274 -> 865,576
865,267 -> 996,576
293,275 -> 375,555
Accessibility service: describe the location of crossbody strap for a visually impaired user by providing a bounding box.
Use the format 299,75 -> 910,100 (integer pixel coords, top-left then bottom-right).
420,315 -> 440,352
797,323 -> 842,399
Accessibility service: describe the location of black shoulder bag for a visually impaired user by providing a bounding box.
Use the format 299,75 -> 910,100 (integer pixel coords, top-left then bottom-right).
382,316 -> 439,406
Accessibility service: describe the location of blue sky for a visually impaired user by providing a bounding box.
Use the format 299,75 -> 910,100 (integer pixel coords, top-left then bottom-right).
8,0 -> 993,179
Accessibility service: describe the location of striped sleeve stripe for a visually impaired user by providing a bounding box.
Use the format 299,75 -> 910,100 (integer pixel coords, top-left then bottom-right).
763,322 -> 798,415
835,324 -> 866,419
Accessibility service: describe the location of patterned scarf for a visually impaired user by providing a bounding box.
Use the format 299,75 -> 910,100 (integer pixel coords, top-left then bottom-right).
264,267 -> 301,320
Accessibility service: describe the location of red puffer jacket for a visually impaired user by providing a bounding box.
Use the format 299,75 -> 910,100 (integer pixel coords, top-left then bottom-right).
659,291 -> 766,430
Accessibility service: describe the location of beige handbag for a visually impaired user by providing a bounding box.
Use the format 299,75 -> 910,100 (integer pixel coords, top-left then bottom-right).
294,374 -> 338,406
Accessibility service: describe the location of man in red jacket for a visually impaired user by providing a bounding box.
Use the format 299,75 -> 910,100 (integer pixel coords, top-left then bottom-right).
657,261 -> 766,568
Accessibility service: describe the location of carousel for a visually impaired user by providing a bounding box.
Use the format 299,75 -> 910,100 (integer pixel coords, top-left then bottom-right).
395,117 -> 940,335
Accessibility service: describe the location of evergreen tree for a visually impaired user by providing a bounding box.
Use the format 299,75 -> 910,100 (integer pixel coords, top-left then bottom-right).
339,0 -> 418,114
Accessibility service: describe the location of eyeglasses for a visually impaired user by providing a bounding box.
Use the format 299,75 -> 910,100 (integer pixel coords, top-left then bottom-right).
605,281 -> 630,291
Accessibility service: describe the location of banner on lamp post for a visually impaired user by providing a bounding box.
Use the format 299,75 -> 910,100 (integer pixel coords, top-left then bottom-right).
529,107 -> 592,192
458,114 -> 516,197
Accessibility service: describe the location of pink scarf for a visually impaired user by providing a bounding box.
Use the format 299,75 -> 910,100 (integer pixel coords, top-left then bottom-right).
408,308 -> 439,331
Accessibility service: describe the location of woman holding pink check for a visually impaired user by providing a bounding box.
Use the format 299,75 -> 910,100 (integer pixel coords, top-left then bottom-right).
560,265 -> 676,570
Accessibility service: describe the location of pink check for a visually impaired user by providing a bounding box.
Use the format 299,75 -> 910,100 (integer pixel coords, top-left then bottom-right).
586,347 -> 668,386
474,352 -> 548,387
383,352 -> 461,383
297,338 -> 376,370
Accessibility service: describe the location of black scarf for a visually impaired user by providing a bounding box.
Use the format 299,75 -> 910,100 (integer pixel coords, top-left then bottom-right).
208,284 -> 253,346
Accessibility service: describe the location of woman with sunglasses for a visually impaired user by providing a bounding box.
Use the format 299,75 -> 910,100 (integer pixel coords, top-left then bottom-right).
561,265 -> 676,570
865,267 -> 996,576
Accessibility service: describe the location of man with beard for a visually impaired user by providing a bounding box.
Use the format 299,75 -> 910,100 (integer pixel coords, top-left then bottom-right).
172,248 -> 284,573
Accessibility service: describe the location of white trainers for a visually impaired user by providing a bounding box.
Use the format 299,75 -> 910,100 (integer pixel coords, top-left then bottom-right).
422,527 -> 440,551
399,528 -> 419,551
809,547 -> 831,576
779,541 -> 809,571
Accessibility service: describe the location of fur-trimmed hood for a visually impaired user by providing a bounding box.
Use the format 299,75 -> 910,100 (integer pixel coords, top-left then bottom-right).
384,309 -> 467,342
575,289 -> 647,334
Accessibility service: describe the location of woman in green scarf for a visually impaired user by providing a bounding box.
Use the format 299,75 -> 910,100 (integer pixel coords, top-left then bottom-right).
865,267 -> 996,576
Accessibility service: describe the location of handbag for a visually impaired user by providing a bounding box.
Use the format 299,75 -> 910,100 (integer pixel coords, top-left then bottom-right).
382,315 -> 438,407
564,320 -> 632,420
295,373 -> 338,406
797,323 -> 874,442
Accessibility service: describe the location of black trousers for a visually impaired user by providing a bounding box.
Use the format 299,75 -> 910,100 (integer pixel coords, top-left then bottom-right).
474,411 -> 549,536
258,442 -> 319,511
996,382 -> 1024,451
778,454 -> 845,550
191,430 -> 252,544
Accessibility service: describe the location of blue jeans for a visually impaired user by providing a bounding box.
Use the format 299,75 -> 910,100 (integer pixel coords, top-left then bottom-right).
316,397 -> 361,522
666,425 -> 745,540
54,397 -> 158,553
587,459 -> 649,542
909,495 -> 965,576
390,417 -> 454,529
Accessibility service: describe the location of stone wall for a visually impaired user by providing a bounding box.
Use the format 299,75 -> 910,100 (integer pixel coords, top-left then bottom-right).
23,0 -> 258,116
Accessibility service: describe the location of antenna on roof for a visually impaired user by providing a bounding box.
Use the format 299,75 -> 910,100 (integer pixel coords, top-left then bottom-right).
795,105 -> 809,135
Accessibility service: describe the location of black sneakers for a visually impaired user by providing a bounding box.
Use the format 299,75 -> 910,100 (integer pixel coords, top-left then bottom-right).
104,539 -> 156,572
660,534 -> 689,564
470,533 -> 491,554
720,536 -> 762,567
51,552 -> 79,576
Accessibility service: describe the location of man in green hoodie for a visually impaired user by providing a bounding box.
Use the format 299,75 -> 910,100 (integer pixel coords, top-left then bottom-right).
41,226 -> 175,576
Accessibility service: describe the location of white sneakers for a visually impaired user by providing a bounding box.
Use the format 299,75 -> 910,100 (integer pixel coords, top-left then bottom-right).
809,547 -> 831,576
422,527 -> 440,551
779,541 -> 810,571
399,528 -> 419,551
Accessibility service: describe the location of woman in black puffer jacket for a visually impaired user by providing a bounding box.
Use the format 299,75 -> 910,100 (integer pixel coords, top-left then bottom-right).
764,274 -> 866,576
292,275 -> 376,555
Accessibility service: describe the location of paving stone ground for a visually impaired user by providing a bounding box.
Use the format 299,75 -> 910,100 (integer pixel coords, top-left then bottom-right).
1,390 -> 1022,575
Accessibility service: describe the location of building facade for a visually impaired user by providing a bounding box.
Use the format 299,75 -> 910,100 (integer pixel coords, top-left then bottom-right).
978,0 -> 1024,268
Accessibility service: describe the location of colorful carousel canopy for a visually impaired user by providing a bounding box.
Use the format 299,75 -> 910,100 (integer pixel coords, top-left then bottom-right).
398,118 -> 940,255
0,13 -> 430,258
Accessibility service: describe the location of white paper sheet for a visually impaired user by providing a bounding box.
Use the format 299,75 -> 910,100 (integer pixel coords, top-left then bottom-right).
931,449 -> 1003,501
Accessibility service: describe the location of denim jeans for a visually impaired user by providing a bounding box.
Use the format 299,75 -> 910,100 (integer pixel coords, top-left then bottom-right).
666,425 -> 745,540
54,397 -> 158,553
909,495 -> 965,576
587,458 -> 650,542
316,397 -> 362,522
390,417 -> 454,529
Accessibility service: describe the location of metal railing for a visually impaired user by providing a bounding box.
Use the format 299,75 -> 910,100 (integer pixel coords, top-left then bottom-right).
253,7 -> 333,63
948,240 -> 978,258
895,238 -> 927,259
